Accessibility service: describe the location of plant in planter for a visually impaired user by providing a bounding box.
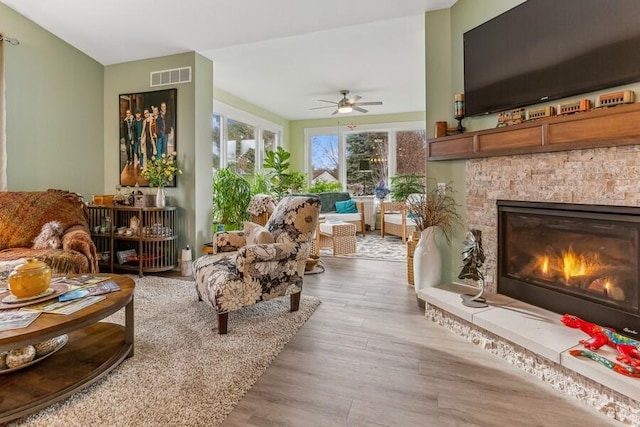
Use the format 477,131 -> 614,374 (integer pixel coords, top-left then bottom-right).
405,181 -> 463,243
389,173 -> 426,202
407,181 -> 464,296
263,147 -> 307,198
211,167 -> 252,231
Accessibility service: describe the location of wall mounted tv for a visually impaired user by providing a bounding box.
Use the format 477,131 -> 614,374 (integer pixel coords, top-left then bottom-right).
464,0 -> 640,117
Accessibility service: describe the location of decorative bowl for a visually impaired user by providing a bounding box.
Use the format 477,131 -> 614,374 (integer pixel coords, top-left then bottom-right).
305,255 -> 320,272
8,258 -> 51,298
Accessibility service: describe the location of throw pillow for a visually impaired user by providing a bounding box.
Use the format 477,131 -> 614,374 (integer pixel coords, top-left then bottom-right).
335,199 -> 358,214
32,221 -> 64,249
243,222 -> 275,245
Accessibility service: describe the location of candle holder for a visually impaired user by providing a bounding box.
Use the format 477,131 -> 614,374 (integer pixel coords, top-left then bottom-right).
454,114 -> 465,134
454,93 -> 465,134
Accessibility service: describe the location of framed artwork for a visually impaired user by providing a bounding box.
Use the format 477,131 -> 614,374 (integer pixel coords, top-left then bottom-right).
118,88 -> 177,187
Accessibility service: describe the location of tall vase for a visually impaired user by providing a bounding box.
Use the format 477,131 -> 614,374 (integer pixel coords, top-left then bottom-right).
155,186 -> 166,208
413,226 -> 442,295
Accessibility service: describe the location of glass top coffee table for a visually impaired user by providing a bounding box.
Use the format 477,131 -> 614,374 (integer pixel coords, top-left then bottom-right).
0,274 -> 135,423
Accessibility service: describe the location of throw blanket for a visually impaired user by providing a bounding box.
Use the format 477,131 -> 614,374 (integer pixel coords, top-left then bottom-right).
0,190 -> 97,273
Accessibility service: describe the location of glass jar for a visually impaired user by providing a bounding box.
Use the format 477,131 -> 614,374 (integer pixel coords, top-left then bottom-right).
102,216 -> 112,234
8,258 -> 52,298
114,185 -> 125,205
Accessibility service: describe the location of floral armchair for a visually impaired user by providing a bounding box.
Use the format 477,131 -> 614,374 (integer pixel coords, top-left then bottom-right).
193,196 -> 321,334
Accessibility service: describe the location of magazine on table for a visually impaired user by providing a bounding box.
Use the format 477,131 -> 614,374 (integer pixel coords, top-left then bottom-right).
0,309 -> 41,331
59,280 -> 121,302
52,275 -> 110,288
22,295 -> 106,315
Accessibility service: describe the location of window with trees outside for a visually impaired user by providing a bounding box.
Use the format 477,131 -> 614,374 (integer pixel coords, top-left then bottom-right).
306,122 -> 426,196
212,103 -> 282,176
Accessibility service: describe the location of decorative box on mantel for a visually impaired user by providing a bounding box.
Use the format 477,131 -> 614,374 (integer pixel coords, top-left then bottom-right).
134,194 -> 155,208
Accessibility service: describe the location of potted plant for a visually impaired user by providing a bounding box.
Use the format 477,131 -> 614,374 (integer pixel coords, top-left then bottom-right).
263,147 -> 307,198
140,152 -> 182,208
211,167 -> 252,231
389,174 -> 426,202
406,181 -> 463,298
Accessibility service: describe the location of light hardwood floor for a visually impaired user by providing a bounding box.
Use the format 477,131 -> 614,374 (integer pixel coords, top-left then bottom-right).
222,257 -> 620,427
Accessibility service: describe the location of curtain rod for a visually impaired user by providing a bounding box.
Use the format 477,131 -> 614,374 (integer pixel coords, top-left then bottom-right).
0,35 -> 20,45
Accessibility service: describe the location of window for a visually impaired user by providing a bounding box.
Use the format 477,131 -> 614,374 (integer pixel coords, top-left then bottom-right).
396,130 -> 427,175
227,118 -> 256,176
305,121 -> 426,195
212,114 -> 221,170
346,132 -> 387,196
213,102 -> 282,174
310,134 -> 339,186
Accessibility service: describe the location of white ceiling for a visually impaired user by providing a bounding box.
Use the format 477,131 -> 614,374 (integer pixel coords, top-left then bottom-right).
2,0 -> 457,120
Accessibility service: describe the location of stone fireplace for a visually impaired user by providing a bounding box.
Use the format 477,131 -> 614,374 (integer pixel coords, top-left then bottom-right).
497,200 -> 640,338
465,144 -> 640,295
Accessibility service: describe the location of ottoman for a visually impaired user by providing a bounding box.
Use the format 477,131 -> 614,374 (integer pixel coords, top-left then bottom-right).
315,221 -> 357,255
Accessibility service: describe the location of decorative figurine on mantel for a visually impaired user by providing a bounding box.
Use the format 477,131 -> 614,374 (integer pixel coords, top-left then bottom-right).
454,93 -> 465,134
459,229 -> 487,308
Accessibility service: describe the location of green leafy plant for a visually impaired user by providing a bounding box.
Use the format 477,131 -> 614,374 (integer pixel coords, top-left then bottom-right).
211,167 -> 252,231
263,147 -> 307,198
308,180 -> 342,193
405,181 -> 463,244
248,171 -> 271,195
390,174 -> 426,202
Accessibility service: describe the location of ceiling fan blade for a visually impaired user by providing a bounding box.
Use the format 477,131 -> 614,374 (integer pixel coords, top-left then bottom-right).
348,95 -> 362,103
354,101 -> 383,106
353,106 -> 368,113
309,105 -> 336,110
317,99 -> 338,104
331,109 -> 339,115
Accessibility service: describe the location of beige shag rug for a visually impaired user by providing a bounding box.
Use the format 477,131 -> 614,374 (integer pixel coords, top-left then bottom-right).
9,276 -> 321,427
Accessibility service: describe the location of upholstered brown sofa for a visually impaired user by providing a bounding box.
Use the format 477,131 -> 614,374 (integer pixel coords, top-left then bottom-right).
0,189 -> 98,275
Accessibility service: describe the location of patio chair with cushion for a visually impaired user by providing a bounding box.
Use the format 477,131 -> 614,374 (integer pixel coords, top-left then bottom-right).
192,196 -> 321,334
380,201 -> 417,243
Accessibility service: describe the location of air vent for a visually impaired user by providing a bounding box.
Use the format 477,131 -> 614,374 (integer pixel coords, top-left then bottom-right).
150,66 -> 192,87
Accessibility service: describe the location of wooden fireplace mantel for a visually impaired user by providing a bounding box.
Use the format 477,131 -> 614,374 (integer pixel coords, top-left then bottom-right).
427,102 -> 640,161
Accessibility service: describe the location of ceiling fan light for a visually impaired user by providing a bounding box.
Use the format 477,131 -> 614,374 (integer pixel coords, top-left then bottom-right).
338,105 -> 352,113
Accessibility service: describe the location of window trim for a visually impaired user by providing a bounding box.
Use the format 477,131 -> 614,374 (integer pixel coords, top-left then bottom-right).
214,101 -> 283,171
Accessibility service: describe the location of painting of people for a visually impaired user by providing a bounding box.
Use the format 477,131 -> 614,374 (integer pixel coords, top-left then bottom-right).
118,89 -> 177,187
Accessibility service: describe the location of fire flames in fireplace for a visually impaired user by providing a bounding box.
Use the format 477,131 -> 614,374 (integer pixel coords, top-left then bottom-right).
531,246 -> 624,301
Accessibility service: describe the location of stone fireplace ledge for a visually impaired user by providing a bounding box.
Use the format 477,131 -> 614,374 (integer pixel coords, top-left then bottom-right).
418,283 -> 640,424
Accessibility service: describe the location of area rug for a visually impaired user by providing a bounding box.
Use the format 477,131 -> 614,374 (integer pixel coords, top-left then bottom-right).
10,276 -> 321,427
320,232 -> 407,262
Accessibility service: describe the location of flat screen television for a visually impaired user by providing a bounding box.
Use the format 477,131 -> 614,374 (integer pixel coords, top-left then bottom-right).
464,0 -> 640,117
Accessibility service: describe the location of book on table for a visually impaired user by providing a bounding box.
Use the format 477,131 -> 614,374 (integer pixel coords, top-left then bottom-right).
0,309 -> 41,331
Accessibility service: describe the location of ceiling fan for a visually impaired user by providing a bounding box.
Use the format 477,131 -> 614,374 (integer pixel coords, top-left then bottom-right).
310,90 -> 383,115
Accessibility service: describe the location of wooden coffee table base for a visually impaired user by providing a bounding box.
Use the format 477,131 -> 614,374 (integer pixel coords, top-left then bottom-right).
0,274 -> 134,424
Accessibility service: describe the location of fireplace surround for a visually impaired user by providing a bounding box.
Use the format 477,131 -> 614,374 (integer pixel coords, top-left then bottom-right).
498,200 -> 640,338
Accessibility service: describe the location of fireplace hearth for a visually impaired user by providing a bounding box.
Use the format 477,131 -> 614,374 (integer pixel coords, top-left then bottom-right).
498,200 -> 640,337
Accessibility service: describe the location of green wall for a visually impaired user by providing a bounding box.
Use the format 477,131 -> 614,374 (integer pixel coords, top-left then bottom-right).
289,111 -> 426,171
1,2 -> 283,253
425,0 -> 524,283
104,52 -> 214,251
1,2 -> 104,196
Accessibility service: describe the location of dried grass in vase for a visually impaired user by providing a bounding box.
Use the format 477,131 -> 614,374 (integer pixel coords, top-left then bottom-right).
405,182 -> 463,244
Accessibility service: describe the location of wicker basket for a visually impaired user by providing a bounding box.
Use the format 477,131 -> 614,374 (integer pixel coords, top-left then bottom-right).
406,231 -> 420,285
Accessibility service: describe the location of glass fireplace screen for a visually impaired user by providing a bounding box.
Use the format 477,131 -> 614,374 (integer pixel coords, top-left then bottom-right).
502,209 -> 639,313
